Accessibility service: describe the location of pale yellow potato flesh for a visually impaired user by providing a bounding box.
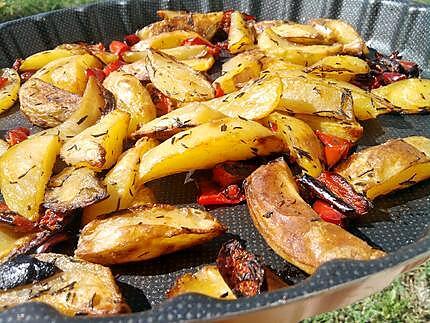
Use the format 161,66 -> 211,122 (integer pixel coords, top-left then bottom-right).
228,11 -> 255,53
0,135 -> 61,221
133,30 -> 202,51
180,55 -> 215,72
0,227 -> 35,261
0,68 -> 20,114
161,45 -> 208,60
271,23 -> 332,45
138,118 -> 284,184
0,139 -> 8,158
304,55 -> 369,81
19,48 -> 80,72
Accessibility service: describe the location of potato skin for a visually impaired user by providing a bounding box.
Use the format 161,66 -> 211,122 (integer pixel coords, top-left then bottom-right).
244,159 -> 385,274
19,78 -> 81,128
76,204 -> 226,265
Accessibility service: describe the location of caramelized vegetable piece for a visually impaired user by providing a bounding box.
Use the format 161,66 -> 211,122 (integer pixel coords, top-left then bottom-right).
82,138 -> 158,225
315,131 -> 352,168
0,68 -> 20,114
167,265 -> 236,300
228,11 -> 255,53
0,135 -> 61,221
305,55 -> 369,81
244,159 -> 385,274
312,200 -> 345,226
0,253 -> 129,316
60,110 -> 129,171
336,137 -> 430,200
43,167 -> 107,213
216,240 -> 264,297
138,118 -> 284,184
76,205 -> 226,265
262,113 -> 324,177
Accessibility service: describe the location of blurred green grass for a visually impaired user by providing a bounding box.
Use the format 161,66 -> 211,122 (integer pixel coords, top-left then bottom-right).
0,0 -> 429,322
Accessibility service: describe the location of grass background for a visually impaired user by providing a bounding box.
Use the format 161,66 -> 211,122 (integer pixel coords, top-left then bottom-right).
1,0 -> 429,322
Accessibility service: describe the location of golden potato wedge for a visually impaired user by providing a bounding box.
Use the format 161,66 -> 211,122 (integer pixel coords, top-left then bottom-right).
103,71 -> 156,135
294,114 -> 363,143
133,30 -> 202,51
254,20 -> 285,35
145,49 -> 214,102
60,110 -> 129,171
132,102 -> 225,140
161,45 -> 208,60
228,11 -> 255,54
167,265 -> 236,300
336,137 -> 430,200
19,48 -> 81,72
0,253 -> 129,316
156,9 -> 188,19
271,23 -> 332,45
76,204 -> 226,265
257,28 -> 342,66
180,55 -> 215,72
222,50 -> 265,72
0,68 -> 20,114
371,79 -> 430,114
19,78 -> 81,128
34,76 -> 110,141
31,54 -> 102,95
138,118 -> 284,184
0,135 -> 61,221
304,55 -> 369,81
82,138 -> 158,225
43,167 -> 107,213
129,186 -> 156,208
262,113 -> 324,176
244,159 -> 385,274
0,139 -> 8,158
0,227 -> 36,261
119,58 -> 149,81
189,74 -> 282,120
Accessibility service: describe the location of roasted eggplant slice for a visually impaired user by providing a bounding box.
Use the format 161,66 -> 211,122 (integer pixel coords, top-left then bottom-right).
43,167 -> 107,213
167,265 -> 236,300
0,253 -> 129,316
244,159 -> 385,274
76,204 -> 226,265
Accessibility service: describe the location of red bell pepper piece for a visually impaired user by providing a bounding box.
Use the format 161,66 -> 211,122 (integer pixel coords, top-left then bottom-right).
103,59 -> 126,76
212,162 -> 257,188
124,34 -> 140,46
0,77 -> 8,90
381,72 -> 406,84
5,127 -> 30,146
197,179 -> 246,206
146,83 -> 175,116
86,68 -> 106,82
313,199 -> 345,226
109,40 -> 129,56
180,37 -> 221,56
315,131 -> 352,168
214,83 -> 224,97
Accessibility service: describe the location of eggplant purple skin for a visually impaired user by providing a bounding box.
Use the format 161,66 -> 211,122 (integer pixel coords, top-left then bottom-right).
0,254 -> 59,291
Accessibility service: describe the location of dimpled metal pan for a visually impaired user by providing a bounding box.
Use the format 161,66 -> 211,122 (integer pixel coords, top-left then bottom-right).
0,0 -> 429,322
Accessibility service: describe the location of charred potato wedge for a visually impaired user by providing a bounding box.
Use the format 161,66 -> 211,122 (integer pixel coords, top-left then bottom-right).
76,205 -> 226,265
0,135 -> 61,221
103,71 -> 156,135
31,54 -> 102,95
132,103 -> 225,140
228,11 -> 255,54
371,79 -> 430,114
43,167 -> 107,213
19,78 -> 81,128
138,118 -> 284,184
0,253 -> 129,316
262,113 -> 324,177
244,159 -> 385,274
336,137 -> 430,200
145,49 -> 215,103
167,266 -> 236,300
60,110 -> 129,171
304,55 -> 369,81
0,68 -> 20,114
82,138 -> 158,224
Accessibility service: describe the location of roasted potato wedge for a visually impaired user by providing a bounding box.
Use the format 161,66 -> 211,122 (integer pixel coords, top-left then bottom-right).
0,139 -> 8,158
145,49 -> 214,102
167,266 -> 236,300
132,102 -> 225,140
161,45 -> 208,60
103,71 -> 156,135
304,55 -> 369,81
371,79 -> 430,114
19,78 -> 81,128
254,20 -> 285,35
0,68 -> 20,114
31,54 -> 102,95
43,167 -> 107,213
0,253 -> 129,316
129,186 -> 156,208
76,204 -> 226,265
19,48 -> 82,72
34,76 -> 110,141
0,135 -> 61,221
0,227 -> 36,261
262,113 -> 324,176
244,159 -> 385,274
185,74 -> 282,120
336,137 -> 430,200
228,11 -> 255,54
119,58 -> 149,81
309,19 -> 368,56
82,138 -> 158,225
138,118 -> 284,184
271,23 -> 332,45
133,30 -> 202,51
180,55 -> 215,72
60,110 -> 129,171
258,28 -> 342,66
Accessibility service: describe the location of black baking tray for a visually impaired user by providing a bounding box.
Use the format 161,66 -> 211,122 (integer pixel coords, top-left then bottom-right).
0,0 -> 429,322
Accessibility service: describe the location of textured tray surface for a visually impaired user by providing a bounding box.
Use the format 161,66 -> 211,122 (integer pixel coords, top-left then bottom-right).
0,0 -> 429,322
